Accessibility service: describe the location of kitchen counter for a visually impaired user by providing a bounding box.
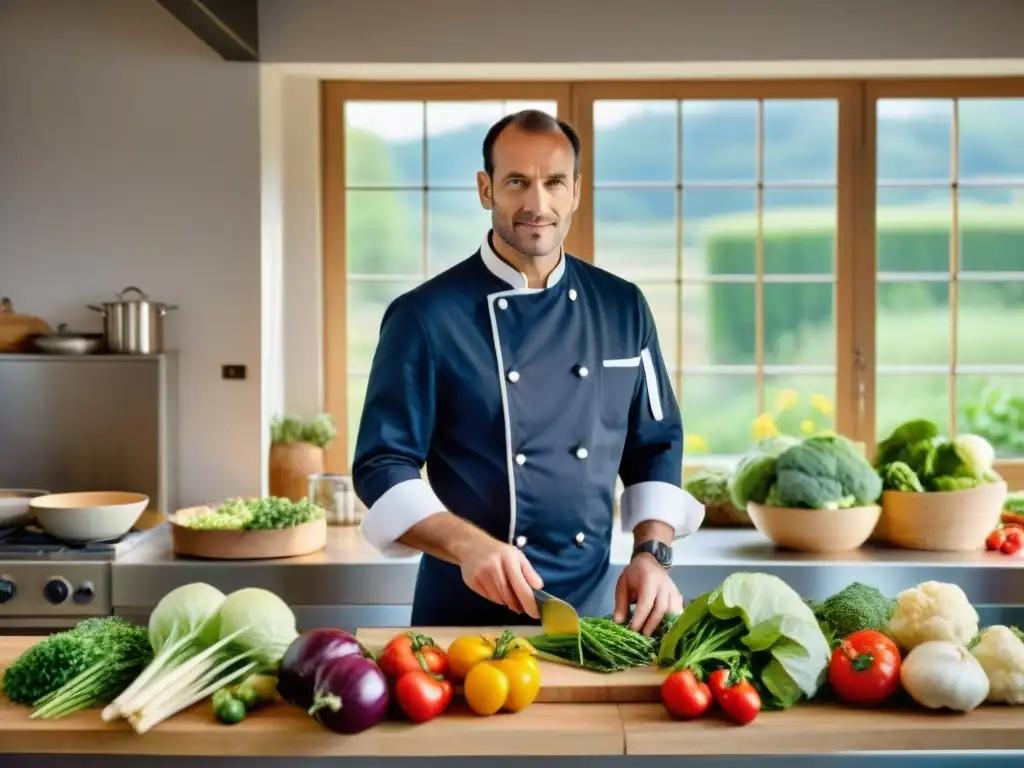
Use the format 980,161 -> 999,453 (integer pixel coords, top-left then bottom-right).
1,637 -> 1022,765
112,524 -> 1024,616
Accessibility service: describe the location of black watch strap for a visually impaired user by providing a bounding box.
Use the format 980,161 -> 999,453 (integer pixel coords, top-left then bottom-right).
633,539 -> 673,568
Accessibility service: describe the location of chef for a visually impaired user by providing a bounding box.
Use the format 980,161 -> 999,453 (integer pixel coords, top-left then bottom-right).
353,109 -> 705,636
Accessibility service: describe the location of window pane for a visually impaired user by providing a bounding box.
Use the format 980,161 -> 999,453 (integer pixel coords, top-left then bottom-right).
958,375 -> 1024,459
345,102 -> 424,187
687,188 -> 758,275
427,100 -> 558,186
681,374 -> 757,459
594,188 -> 677,279
763,100 -> 838,184
876,187 -> 952,273
764,282 -> 835,367
957,280 -> 1024,366
427,189 -> 488,275
346,375 -> 369,471
763,187 -> 836,275
637,282 -> 679,371
684,281 -> 755,367
959,196 -> 1024,272
958,98 -> 1024,183
346,190 -> 423,275
877,373 -> 950,440
594,100 -> 677,183
877,280 -> 950,367
347,280 -> 421,375
763,375 -> 838,440
681,100 -> 757,185
877,99 -> 953,183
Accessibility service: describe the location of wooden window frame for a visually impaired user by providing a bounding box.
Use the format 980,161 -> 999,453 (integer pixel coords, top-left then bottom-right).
320,78 -> 1024,490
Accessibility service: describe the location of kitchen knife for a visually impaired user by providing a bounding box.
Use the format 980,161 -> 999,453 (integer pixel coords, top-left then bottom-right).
532,587 -> 581,636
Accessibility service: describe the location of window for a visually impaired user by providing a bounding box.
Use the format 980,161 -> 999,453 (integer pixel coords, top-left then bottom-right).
321,79 -> 1024,489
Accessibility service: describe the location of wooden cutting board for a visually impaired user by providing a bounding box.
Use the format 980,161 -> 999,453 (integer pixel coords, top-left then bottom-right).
356,626 -> 666,703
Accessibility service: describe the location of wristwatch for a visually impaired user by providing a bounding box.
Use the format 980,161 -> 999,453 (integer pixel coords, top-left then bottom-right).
633,539 -> 673,568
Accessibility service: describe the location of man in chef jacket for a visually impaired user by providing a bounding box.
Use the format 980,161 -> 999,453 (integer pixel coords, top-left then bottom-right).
353,110 -> 705,635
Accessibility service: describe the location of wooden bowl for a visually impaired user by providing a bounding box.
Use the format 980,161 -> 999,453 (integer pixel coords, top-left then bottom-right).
747,502 -> 882,553
30,491 -> 148,543
876,481 -> 1008,552
170,505 -> 327,560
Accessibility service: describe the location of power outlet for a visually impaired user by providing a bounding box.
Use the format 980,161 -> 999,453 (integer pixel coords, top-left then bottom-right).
222,364 -> 247,380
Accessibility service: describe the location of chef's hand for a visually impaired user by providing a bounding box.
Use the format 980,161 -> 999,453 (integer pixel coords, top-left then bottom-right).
460,539 -> 544,619
613,554 -> 683,637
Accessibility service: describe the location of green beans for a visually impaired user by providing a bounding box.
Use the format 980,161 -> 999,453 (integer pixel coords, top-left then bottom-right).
530,617 -> 657,673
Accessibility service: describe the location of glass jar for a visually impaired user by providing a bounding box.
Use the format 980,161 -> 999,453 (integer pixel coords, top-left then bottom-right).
308,473 -> 361,526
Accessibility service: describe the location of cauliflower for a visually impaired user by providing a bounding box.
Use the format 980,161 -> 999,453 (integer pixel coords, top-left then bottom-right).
887,581 -> 979,650
970,625 -> 1024,705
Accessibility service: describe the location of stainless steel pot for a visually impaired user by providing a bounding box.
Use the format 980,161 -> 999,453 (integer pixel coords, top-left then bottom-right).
87,286 -> 178,354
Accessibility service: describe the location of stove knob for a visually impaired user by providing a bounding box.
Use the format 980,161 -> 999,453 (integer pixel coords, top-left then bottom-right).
44,577 -> 70,605
73,582 -> 96,605
0,576 -> 15,604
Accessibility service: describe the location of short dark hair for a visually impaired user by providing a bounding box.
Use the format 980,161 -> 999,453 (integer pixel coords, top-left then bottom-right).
482,110 -> 581,178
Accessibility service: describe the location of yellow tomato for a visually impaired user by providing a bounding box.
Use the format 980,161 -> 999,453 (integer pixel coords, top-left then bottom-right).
463,662 -> 510,716
490,657 -> 541,712
446,635 -> 496,680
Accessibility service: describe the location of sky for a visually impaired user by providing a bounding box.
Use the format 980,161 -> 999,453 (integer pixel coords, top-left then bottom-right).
345,98 -> 948,142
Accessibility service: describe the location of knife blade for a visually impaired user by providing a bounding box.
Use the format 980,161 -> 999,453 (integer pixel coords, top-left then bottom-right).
532,587 -> 581,636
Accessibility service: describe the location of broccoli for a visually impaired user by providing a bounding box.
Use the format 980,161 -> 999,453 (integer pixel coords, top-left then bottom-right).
772,434 -> 883,509
879,460 -> 925,492
684,468 -> 732,505
812,582 -> 896,642
728,435 -> 800,508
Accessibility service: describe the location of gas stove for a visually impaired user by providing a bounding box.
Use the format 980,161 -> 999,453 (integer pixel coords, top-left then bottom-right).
0,527 -> 150,631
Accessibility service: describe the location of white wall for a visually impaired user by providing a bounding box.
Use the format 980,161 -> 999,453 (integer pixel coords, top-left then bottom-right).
0,0 -> 262,507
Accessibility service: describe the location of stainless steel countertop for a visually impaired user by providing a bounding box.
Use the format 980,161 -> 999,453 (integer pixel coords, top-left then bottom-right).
111,524 -> 1024,610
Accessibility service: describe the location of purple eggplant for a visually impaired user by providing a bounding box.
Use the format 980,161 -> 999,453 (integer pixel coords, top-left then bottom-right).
307,654 -> 389,735
277,628 -> 367,708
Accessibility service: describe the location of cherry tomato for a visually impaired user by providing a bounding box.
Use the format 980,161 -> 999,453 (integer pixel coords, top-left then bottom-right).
463,662 -> 511,716
394,669 -> 453,723
1001,528 -> 1022,555
661,669 -> 712,719
708,668 -> 761,725
828,629 -> 901,705
377,632 -> 448,680
987,528 -> 1008,551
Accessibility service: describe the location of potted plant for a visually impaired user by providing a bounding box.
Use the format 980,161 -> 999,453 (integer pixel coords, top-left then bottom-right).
269,413 -> 337,502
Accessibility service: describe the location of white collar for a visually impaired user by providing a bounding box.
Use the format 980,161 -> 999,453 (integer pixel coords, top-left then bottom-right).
479,233 -> 566,290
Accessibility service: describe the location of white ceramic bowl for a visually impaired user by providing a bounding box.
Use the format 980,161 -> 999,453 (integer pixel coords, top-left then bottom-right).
0,489 -> 50,527
30,491 -> 149,543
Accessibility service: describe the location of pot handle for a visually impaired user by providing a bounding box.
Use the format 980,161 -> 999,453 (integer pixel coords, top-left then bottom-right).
87,304 -> 106,315
117,286 -> 148,300
158,304 -> 179,316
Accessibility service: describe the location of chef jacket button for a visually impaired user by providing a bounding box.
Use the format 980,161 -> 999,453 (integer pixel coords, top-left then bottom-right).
515,453 -> 527,466
574,532 -> 586,547
568,288 -> 578,301
515,535 -> 527,549
576,365 -> 589,378
508,370 -> 520,383
497,298 -> 509,310
575,446 -> 589,460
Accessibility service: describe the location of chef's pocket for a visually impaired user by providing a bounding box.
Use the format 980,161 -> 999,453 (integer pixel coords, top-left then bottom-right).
599,356 -> 641,428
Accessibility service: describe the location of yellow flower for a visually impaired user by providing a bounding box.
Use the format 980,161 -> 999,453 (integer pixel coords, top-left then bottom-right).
774,388 -> 799,412
751,412 -> 779,440
810,393 -> 834,417
685,433 -> 708,454
800,419 -> 816,435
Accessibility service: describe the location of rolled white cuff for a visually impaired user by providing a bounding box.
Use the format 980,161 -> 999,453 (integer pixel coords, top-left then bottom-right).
360,478 -> 446,559
619,481 -> 705,540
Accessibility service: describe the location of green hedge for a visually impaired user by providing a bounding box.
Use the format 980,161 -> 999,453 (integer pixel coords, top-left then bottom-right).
702,206 -> 1024,364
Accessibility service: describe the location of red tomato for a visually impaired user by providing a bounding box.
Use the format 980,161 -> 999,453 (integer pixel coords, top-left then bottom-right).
986,528 -> 1007,551
1001,529 -> 1023,555
377,632 -> 448,680
828,629 -> 901,705
708,668 -> 761,725
661,669 -> 712,719
394,670 -> 453,723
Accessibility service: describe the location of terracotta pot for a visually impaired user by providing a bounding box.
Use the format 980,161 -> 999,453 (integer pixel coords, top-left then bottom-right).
269,442 -> 325,502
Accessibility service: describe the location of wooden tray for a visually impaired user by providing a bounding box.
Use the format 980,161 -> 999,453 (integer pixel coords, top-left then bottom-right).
170,506 -> 327,560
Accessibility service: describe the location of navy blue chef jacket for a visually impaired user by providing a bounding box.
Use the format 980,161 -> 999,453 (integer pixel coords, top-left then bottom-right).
353,233 -> 705,626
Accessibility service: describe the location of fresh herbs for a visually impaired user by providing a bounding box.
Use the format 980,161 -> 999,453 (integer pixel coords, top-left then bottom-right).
2,617 -> 152,718
270,413 -> 337,449
530,617 -> 658,673
179,496 -> 326,531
